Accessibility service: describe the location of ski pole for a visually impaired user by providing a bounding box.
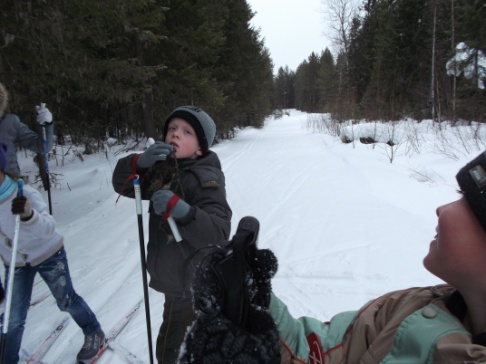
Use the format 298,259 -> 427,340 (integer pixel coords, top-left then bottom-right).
40,102 -> 52,215
0,179 -> 24,362
167,216 -> 182,242
145,138 -> 182,242
133,176 -> 154,364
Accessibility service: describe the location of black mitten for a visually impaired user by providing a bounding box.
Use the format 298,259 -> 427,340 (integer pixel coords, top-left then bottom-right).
12,196 -> 33,220
178,217 -> 280,364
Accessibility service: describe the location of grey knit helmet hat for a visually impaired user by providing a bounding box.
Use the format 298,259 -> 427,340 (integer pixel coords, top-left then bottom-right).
456,150 -> 486,232
164,106 -> 216,155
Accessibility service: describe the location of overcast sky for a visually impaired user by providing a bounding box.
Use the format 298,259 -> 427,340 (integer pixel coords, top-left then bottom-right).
246,0 -> 333,74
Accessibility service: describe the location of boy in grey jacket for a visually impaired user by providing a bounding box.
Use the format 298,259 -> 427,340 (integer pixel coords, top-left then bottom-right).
112,106 -> 232,363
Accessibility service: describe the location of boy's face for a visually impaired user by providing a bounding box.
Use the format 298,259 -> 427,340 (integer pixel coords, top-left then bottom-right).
164,118 -> 202,159
423,197 -> 486,289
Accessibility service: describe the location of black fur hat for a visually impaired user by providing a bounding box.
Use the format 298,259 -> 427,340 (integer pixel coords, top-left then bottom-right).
456,151 -> 486,232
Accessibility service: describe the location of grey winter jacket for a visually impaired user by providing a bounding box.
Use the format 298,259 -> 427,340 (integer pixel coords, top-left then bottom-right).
0,113 -> 54,176
112,151 -> 232,298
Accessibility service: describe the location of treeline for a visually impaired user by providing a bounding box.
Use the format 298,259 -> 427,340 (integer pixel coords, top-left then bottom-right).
275,0 -> 486,123
0,0 -> 274,150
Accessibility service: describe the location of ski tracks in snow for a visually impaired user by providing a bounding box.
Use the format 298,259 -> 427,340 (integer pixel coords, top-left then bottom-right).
217,114 -> 438,321
217,115 -> 386,319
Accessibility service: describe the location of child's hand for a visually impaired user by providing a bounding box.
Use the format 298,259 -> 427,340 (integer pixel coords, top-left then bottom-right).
151,190 -> 190,219
11,196 -> 33,220
35,104 -> 53,125
136,142 -> 173,169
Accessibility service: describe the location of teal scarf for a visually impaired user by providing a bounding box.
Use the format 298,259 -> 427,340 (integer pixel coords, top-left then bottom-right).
0,175 -> 16,202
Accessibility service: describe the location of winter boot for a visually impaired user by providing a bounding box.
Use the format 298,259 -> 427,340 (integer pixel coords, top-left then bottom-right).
76,328 -> 105,362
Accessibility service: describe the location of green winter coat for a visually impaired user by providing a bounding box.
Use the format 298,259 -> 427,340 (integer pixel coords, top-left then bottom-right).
270,285 -> 486,363
112,151 -> 232,298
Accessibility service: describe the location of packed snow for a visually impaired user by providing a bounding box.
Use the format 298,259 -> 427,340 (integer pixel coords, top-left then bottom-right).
6,109 -> 486,363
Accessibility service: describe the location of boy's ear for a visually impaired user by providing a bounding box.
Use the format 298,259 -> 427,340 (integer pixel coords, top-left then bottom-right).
196,148 -> 203,157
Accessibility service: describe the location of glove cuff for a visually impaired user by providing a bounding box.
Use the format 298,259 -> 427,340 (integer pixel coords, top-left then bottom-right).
162,194 -> 180,219
20,210 -> 34,221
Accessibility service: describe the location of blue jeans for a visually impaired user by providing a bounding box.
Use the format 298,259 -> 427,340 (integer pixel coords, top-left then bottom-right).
2,247 -> 100,364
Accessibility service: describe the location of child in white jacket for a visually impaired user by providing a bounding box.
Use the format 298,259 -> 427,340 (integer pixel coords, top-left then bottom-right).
0,141 -> 104,364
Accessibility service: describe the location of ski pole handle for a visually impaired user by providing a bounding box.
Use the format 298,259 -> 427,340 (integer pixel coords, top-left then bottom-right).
134,176 -> 143,215
17,178 -> 23,197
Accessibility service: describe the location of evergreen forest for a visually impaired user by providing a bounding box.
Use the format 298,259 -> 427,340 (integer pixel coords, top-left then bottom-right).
1,0 -> 274,149
1,0 -> 485,151
275,0 -> 486,124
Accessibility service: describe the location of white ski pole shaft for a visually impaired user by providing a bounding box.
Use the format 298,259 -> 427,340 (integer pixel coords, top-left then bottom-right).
3,179 -> 24,334
134,176 -> 143,217
167,216 -> 182,242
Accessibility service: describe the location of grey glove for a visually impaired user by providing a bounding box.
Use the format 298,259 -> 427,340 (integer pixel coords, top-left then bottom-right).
151,190 -> 191,219
36,104 -> 53,125
136,142 -> 174,169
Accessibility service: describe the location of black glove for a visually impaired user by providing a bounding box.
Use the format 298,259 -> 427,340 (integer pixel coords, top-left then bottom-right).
136,141 -> 173,169
178,217 -> 281,364
12,196 -> 33,220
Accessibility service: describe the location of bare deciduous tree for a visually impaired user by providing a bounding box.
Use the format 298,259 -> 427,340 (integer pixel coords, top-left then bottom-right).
321,0 -> 359,59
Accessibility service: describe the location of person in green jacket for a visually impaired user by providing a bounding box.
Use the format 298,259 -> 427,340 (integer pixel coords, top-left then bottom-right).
112,106 -> 232,363
182,151 -> 486,364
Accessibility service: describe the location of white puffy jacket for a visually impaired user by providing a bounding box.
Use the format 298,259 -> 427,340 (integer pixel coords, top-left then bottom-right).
0,180 -> 63,267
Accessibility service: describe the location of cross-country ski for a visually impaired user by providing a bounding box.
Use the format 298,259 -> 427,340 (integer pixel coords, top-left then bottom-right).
107,341 -> 144,364
75,300 -> 142,364
24,316 -> 69,364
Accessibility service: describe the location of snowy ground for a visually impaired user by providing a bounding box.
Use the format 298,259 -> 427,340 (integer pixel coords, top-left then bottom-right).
8,109 -> 485,362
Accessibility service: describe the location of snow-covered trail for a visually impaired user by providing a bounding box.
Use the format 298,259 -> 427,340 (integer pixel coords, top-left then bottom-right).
218,112 -> 446,319
16,109 -> 462,362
